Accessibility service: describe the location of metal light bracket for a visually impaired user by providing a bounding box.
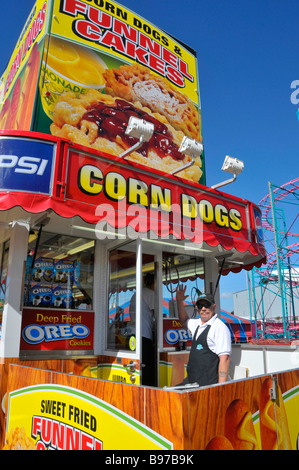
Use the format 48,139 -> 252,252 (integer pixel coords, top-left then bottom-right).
120,117 -> 154,159
170,136 -> 203,176
212,155 -> 244,189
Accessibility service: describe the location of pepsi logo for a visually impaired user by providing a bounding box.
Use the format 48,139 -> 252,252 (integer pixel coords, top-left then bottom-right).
255,214 -> 264,242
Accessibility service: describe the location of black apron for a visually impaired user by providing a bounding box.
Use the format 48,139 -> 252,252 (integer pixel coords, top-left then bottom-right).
186,325 -> 219,386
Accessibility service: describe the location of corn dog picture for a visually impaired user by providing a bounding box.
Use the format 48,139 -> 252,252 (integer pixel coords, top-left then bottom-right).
224,399 -> 259,450
259,377 -> 292,450
0,98 -> 11,129
0,42 -> 41,132
0,78 -> 21,130
205,435 -> 234,450
8,77 -> 21,129
15,43 -> 41,130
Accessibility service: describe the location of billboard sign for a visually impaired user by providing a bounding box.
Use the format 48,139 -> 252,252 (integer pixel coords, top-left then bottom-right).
35,0 -> 205,184
0,0 -> 205,183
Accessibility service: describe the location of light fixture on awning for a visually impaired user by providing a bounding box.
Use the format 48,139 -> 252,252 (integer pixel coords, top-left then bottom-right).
212,155 -> 244,189
170,136 -> 204,176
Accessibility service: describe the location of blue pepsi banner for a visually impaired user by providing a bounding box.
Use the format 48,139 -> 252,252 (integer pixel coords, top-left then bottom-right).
0,137 -> 55,194
253,206 -> 264,245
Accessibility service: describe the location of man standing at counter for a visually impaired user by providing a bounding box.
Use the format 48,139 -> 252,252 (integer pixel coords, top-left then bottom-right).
176,285 -> 231,386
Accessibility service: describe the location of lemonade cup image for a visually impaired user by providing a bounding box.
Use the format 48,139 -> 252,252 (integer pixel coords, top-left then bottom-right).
40,36 -> 107,117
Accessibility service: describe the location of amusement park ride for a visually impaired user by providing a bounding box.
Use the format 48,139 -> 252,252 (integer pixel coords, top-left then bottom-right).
0,0 -> 298,451
249,178 -> 299,341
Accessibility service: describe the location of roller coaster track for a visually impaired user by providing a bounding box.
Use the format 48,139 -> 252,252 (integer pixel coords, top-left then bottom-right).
257,178 -> 299,284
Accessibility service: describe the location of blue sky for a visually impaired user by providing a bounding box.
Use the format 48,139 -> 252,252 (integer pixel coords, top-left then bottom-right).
0,0 -> 298,312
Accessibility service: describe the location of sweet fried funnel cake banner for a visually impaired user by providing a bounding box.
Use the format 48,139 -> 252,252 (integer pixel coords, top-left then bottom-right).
5,384 -> 173,450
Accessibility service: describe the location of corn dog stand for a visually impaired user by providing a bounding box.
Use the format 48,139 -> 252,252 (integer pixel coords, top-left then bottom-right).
0,0 -> 298,451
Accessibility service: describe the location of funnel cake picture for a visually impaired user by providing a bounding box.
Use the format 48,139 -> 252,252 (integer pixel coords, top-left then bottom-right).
104,64 -> 201,141
50,64 -> 202,182
3,426 -> 36,450
50,90 -> 202,182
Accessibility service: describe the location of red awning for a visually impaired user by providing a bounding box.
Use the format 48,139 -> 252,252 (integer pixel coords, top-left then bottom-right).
0,131 -> 266,274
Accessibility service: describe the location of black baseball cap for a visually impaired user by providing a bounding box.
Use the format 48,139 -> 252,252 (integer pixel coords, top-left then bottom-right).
196,294 -> 215,307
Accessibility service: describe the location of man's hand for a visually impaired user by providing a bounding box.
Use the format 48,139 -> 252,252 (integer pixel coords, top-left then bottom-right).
176,284 -> 189,328
176,284 -> 188,303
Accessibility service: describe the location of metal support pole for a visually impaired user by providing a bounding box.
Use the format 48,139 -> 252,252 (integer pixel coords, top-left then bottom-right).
269,182 -> 288,338
250,268 -> 260,336
136,238 -> 143,372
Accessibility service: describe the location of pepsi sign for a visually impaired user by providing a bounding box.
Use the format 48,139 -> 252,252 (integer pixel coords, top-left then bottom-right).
0,137 -> 55,194
253,207 -> 264,244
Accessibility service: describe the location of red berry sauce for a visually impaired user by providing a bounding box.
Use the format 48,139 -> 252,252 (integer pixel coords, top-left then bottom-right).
82,99 -> 184,161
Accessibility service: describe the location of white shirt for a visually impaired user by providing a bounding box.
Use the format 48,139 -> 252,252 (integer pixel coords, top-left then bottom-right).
187,315 -> 231,357
130,287 -> 154,340
141,287 -> 155,340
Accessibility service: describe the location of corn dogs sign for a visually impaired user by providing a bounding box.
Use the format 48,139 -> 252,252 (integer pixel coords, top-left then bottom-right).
66,149 -> 247,244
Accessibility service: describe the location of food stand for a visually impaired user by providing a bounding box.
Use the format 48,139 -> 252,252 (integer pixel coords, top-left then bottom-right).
0,0 -> 297,451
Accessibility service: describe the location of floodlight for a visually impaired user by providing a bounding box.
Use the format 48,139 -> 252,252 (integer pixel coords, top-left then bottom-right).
221,155 -> 244,175
170,137 -> 204,176
120,116 -> 155,159
211,155 -> 244,189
